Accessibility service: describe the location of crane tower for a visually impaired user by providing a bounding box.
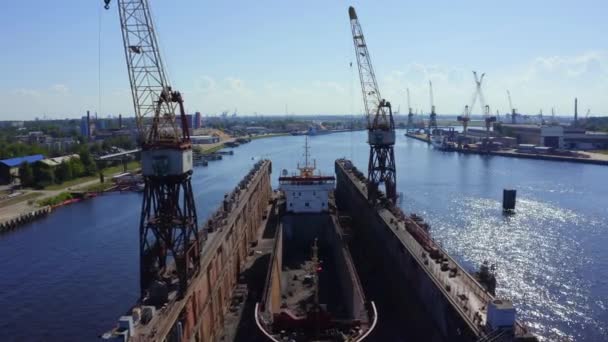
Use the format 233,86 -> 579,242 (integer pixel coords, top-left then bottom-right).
406,88 -> 414,132
348,6 -> 397,203
428,81 -> 438,137
105,0 -> 200,302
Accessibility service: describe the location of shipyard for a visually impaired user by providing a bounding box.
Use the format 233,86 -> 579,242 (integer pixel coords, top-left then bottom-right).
1,2 -> 607,342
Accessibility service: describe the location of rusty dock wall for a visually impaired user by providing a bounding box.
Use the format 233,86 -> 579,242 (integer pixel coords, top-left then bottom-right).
104,160 -> 273,342
334,159 -> 531,342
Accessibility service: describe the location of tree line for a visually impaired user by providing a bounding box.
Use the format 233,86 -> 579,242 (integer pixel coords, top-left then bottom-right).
18,149 -> 98,188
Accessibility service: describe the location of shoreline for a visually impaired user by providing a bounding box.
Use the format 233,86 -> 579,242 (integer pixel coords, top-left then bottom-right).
404,133 -> 608,165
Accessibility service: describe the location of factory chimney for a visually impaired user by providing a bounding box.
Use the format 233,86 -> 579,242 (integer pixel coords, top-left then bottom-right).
574,98 -> 578,127
86,110 -> 91,141
118,114 -> 122,129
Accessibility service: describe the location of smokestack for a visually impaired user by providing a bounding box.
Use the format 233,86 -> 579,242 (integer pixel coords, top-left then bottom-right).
118,114 -> 122,129
574,98 -> 578,126
86,110 -> 91,141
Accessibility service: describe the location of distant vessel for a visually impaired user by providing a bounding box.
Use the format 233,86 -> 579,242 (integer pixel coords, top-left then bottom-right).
430,129 -> 455,151
255,138 -> 376,341
306,125 -> 333,136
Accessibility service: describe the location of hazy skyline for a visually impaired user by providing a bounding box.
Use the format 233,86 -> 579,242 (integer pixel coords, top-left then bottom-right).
1,0 -> 606,120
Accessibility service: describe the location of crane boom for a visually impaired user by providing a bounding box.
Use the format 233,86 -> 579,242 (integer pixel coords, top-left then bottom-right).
105,0 -> 200,301
470,71 -> 486,114
349,6 -> 397,203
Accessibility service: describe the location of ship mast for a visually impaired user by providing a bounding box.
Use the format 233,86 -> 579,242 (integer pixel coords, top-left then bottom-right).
298,136 -> 315,177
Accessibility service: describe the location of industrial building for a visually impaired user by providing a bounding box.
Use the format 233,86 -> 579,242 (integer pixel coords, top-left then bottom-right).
190,135 -> 220,144
496,124 -> 608,150
0,154 -> 44,184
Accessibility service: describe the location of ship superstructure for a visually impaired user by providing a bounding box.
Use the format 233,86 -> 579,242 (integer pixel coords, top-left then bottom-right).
279,137 -> 335,213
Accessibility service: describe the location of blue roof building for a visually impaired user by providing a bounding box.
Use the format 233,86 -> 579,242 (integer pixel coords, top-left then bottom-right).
0,154 -> 45,184
0,154 -> 44,168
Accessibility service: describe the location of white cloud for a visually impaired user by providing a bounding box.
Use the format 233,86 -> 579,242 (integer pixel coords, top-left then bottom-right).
2,51 -> 607,119
50,84 -> 69,94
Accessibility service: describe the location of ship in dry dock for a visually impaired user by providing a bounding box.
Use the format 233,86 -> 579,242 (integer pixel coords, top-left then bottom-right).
254,139 -> 376,341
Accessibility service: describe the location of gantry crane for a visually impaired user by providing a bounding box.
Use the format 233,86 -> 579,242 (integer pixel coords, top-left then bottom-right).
406,88 -> 414,132
457,105 -> 470,147
458,71 -> 486,147
483,104 -> 496,150
428,81 -> 438,138
104,0 -> 200,301
349,6 -> 397,203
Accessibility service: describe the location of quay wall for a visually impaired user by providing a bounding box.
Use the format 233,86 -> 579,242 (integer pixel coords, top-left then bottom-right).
0,206 -> 51,234
180,160 -> 273,342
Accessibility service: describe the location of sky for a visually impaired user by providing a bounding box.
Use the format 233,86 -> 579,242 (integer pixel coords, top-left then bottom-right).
0,0 -> 607,120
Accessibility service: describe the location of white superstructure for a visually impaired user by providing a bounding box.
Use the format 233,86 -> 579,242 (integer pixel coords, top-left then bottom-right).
279,137 -> 335,213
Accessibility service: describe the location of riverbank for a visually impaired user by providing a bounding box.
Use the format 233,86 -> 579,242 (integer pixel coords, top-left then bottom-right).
0,163 -> 142,232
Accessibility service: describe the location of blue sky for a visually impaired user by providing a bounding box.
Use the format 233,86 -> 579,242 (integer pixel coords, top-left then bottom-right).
0,0 -> 606,119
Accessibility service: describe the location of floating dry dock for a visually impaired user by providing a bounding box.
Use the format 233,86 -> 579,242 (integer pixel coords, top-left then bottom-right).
334,159 -> 537,342
103,158 -> 537,341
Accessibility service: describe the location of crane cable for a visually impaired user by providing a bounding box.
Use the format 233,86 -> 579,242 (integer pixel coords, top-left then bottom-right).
349,61 -> 354,162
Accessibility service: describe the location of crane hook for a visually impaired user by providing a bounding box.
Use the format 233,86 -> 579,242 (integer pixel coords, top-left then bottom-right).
104,0 -> 111,10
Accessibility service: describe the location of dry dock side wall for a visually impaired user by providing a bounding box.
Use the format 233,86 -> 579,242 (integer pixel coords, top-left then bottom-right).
113,161 -> 273,342
182,161 -> 272,342
334,161 -> 477,342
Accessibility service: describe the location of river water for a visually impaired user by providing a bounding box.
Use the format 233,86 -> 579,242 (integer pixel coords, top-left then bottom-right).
0,130 -> 606,341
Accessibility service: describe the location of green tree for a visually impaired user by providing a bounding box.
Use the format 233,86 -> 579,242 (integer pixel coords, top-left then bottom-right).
18,162 -> 34,187
78,149 -> 97,175
55,161 -> 73,183
33,163 -> 54,187
69,158 -> 85,178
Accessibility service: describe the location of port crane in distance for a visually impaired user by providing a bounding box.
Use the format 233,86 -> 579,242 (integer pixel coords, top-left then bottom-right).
507,89 -> 518,124
406,88 -> 414,132
348,6 -> 397,204
428,80 -> 438,138
457,105 -> 471,147
103,0 -> 200,302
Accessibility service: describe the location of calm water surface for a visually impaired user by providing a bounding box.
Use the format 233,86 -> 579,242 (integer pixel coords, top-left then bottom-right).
0,130 -> 606,341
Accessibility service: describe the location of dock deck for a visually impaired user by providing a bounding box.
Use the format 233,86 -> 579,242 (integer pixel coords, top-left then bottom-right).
335,159 -> 531,340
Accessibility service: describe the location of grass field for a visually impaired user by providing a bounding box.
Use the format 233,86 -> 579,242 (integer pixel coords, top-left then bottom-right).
44,161 -> 140,190
249,133 -> 290,140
